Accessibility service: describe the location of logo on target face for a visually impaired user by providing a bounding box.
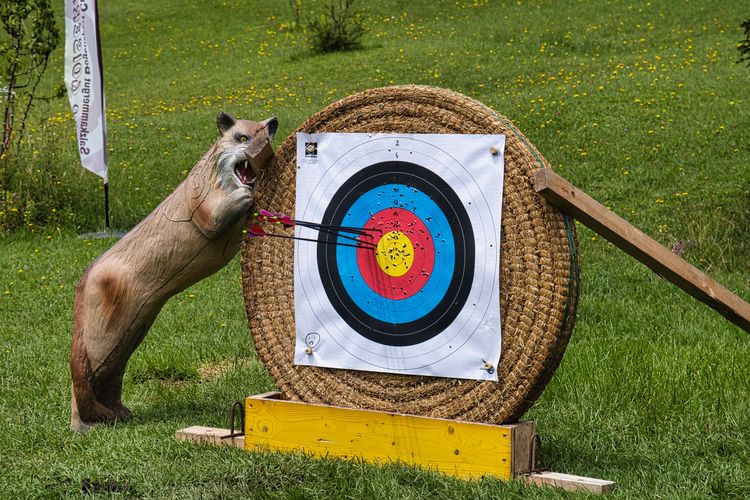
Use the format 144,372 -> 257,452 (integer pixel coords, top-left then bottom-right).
317,161 -> 475,347
304,142 -> 318,157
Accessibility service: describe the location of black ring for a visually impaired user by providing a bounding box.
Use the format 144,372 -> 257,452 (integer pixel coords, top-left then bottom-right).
317,161 -> 475,346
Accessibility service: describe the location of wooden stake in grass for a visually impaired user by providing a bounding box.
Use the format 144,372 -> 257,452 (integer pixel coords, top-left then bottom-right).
534,168 -> 750,333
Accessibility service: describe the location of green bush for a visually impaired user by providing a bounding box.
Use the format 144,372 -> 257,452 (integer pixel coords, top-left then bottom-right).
0,0 -> 60,232
308,0 -> 365,53
739,19 -> 750,66
1,114 -> 96,232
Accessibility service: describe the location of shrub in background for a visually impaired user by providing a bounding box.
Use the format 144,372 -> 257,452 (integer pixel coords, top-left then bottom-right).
739,19 -> 750,66
0,0 -> 63,232
308,0 -> 366,54
2,113 -> 97,232
290,0 -> 302,29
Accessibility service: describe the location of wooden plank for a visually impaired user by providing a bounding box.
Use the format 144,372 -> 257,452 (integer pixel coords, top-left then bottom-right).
245,394 -> 534,480
510,421 -> 536,475
248,141 -> 274,171
175,426 -> 244,449
522,471 -> 616,494
175,420 -> 614,494
254,390 -> 282,400
534,168 -> 750,333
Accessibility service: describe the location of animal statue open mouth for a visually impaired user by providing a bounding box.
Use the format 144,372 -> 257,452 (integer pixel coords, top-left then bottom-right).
232,116 -> 276,189
235,158 -> 257,187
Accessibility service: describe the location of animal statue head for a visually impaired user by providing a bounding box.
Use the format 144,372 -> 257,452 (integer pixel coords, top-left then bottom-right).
162,112 -> 278,225
215,111 -> 278,193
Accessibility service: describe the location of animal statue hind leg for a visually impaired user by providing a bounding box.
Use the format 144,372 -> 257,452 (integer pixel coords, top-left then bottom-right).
70,112 -> 277,432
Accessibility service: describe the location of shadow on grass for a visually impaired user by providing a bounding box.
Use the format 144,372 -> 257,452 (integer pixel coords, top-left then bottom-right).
539,435 -> 650,479
128,396 -> 228,427
47,477 -> 139,497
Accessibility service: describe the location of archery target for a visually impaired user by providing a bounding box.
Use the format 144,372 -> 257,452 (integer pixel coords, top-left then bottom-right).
294,133 -> 504,381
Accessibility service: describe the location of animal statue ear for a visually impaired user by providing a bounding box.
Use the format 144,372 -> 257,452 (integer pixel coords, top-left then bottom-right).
216,111 -> 236,134
264,116 -> 279,141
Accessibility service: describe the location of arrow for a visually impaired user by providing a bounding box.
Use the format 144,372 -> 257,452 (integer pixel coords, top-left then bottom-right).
255,209 -> 382,236
247,225 -> 376,250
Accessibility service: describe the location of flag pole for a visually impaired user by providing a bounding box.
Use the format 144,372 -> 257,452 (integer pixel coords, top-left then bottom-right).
93,0 -> 110,234
104,181 -> 110,231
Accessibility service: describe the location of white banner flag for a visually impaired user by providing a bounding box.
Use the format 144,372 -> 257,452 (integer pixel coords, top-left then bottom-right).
65,0 -> 108,183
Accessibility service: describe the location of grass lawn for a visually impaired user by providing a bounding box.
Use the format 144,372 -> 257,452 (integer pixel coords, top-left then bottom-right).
1,0 -> 749,497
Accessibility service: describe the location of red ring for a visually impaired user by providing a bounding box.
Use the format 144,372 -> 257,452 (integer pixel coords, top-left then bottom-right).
356,208 -> 435,300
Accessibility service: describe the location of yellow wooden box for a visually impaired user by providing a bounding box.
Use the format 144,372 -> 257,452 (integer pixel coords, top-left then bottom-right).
244,392 -> 535,480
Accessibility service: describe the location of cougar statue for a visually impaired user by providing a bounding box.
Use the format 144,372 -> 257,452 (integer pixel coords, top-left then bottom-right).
70,112 -> 277,432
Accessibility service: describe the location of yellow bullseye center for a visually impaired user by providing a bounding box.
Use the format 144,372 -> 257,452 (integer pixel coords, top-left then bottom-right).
375,231 -> 414,277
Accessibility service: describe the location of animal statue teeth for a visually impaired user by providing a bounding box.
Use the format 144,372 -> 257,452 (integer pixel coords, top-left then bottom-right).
235,159 -> 255,186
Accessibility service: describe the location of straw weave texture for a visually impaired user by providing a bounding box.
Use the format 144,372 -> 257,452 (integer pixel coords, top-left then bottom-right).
241,85 -> 580,424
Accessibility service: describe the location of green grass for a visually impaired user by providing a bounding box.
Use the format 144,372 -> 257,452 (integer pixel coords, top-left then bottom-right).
1,0 -> 749,497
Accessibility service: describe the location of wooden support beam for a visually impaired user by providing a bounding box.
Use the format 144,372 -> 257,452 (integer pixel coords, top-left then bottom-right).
534,168 -> 750,333
522,471 -> 616,494
177,395 -> 616,494
244,393 -> 534,480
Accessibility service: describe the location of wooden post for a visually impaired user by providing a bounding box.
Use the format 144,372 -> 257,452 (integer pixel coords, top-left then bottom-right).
534,168 -> 750,333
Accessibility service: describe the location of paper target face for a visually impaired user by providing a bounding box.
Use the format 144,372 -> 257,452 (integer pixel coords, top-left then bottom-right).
294,133 -> 504,381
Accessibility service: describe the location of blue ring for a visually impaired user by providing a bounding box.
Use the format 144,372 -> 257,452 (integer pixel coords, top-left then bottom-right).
335,184 -> 454,323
